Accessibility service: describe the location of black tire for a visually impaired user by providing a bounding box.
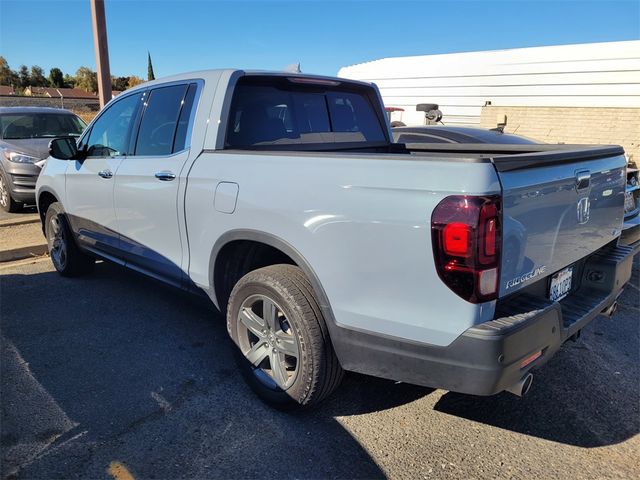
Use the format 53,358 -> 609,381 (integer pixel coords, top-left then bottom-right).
0,171 -> 22,213
44,202 -> 95,277
227,264 -> 343,409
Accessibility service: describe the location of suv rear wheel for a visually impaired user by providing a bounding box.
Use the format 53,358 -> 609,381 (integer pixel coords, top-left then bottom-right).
227,264 -> 343,409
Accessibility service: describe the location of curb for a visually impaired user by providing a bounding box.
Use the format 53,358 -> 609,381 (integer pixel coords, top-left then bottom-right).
0,243 -> 48,263
0,215 -> 40,228
0,254 -> 50,270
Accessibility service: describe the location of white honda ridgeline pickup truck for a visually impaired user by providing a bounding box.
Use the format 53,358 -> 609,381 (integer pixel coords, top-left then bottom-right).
37,70 -> 634,408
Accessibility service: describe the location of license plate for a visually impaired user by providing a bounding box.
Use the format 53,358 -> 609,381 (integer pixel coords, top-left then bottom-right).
549,266 -> 573,302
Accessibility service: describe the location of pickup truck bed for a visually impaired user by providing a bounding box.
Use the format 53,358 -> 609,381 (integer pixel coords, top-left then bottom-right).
36,69 -> 635,408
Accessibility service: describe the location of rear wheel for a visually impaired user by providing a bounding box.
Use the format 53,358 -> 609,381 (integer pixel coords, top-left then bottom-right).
0,172 -> 22,213
45,202 -> 95,276
227,264 -> 343,409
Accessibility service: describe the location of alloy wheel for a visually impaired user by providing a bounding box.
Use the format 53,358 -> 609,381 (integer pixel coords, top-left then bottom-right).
48,215 -> 67,270
0,175 -> 8,208
237,294 -> 300,390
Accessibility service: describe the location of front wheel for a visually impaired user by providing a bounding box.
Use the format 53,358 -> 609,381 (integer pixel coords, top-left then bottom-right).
0,172 -> 22,213
227,264 -> 343,409
44,202 -> 95,276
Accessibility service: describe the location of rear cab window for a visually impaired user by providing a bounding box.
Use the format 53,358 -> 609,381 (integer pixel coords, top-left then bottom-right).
134,83 -> 198,156
225,76 -> 389,150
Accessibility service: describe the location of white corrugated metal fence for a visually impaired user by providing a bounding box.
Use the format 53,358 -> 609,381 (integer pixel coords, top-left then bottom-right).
338,41 -> 640,126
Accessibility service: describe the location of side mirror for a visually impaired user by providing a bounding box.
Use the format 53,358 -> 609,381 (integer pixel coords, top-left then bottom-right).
49,137 -> 80,160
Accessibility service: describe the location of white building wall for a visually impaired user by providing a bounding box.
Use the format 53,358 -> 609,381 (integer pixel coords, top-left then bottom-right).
337,41 -> 640,126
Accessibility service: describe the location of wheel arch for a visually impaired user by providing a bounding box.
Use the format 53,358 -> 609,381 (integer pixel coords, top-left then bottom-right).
209,230 -> 336,326
37,188 -> 60,232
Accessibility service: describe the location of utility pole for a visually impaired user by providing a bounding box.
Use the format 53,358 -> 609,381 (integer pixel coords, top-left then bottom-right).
90,0 -> 112,107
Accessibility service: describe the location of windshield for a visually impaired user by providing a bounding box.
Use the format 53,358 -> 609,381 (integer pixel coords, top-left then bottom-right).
226,77 -> 387,149
0,113 -> 86,139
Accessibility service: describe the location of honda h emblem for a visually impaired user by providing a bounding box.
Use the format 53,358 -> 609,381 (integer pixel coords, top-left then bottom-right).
577,197 -> 590,224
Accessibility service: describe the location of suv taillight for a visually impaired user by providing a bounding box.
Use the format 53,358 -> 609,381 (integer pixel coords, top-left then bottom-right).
431,195 -> 501,303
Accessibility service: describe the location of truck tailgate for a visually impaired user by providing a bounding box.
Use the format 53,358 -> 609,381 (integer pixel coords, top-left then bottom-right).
493,147 -> 627,297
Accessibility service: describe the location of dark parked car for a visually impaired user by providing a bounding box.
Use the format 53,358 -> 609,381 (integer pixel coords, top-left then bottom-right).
392,125 -> 640,250
392,125 -> 538,145
0,107 -> 86,212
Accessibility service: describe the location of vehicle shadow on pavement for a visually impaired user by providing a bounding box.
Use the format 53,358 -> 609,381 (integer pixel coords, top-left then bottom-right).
0,262 -> 430,479
0,205 -> 37,223
2,260 -> 637,479
434,262 -> 640,448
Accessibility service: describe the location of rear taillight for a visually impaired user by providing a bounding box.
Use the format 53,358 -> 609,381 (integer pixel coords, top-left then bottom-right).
431,195 -> 502,303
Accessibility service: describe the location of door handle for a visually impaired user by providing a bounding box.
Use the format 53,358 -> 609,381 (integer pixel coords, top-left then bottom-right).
155,171 -> 176,181
575,170 -> 590,191
98,169 -> 113,179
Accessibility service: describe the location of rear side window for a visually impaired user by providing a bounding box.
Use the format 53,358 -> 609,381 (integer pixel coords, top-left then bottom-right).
226,78 -> 386,148
135,84 -> 189,156
172,83 -> 197,152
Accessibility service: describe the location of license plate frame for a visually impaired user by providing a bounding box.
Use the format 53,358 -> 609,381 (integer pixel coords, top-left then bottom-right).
549,266 -> 573,302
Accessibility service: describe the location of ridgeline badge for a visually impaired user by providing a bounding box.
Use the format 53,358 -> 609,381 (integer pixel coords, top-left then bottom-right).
506,266 -> 547,290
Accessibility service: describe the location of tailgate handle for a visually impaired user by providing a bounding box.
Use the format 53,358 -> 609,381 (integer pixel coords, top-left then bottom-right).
575,170 -> 590,191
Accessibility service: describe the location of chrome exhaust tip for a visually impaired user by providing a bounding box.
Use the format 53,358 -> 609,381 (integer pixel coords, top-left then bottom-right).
506,373 -> 533,397
601,301 -> 618,318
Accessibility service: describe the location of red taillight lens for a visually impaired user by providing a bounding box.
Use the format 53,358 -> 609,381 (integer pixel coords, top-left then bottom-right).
443,222 -> 471,257
479,203 -> 498,264
484,219 -> 496,256
431,195 -> 501,303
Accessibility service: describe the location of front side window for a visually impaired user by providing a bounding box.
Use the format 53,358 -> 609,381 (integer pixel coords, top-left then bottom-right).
226,78 -> 386,148
0,113 -> 85,140
86,93 -> 140,158
134,84 -> 190,156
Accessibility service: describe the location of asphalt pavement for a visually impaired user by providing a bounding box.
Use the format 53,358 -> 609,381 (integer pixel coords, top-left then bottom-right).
1,257 -> 638,479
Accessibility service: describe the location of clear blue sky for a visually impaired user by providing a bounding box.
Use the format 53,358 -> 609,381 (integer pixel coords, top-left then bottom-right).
1,0 -> 639,78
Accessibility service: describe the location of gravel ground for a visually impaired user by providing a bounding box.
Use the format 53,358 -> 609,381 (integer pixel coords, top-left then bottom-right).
1,257 -> 638,480
0,224 -> 44,252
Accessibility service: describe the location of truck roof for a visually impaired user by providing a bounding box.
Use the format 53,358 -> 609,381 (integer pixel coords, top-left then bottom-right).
123,69 -> 375,95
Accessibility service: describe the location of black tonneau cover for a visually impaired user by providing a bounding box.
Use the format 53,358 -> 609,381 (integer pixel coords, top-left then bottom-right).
403,143 -> 625,172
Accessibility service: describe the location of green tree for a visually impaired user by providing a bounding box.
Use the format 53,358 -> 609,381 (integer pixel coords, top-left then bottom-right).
63,74 -> 76,89
75,66 -> 98,93
127,75 -> 144,89
147,52 -> 155,81
18,65 -> 30,89
30,65 -> 48,87
111,75 -> 129,91
49,68 -> 64,88
0,57 -> 18,87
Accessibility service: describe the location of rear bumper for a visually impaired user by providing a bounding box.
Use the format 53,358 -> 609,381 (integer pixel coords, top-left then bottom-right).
330,243 -> 634,395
